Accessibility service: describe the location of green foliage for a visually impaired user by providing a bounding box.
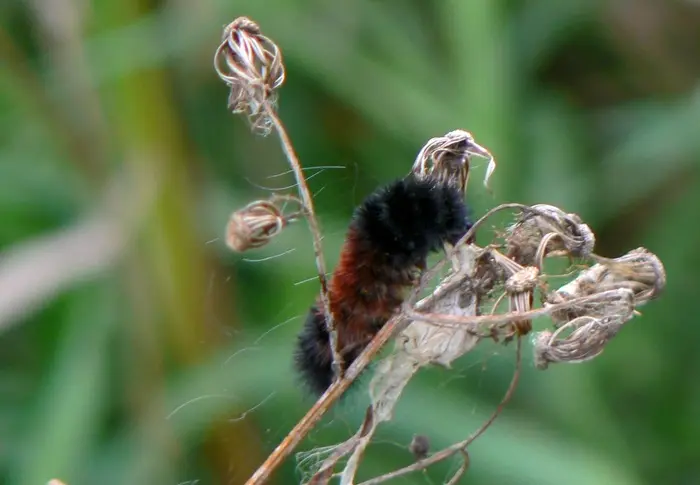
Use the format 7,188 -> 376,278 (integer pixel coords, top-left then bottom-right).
1,0 -> 699,484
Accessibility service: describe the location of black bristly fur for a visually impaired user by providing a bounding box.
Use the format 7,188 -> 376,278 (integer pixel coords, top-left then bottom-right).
294,306 -> 365,395
354,176 -> 470,267
294,174 -> 472,396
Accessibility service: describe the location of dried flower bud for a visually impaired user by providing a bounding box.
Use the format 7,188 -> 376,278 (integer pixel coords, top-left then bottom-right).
225,195 -> 302,252
214,17 -> 286,135
506,204 -> 595,267
409,434 -> 430,460
412,129 -> 495,194
505,266 -> 539,336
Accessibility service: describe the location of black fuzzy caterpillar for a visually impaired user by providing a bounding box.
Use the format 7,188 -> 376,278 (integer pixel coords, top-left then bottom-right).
294,173 -> 471,396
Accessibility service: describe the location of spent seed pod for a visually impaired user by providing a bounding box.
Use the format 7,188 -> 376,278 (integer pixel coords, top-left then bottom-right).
214,17 -> 286,134
225,195 -> 302,252
506,204 -> 595,267
547,247 -> 666,324
533,288 -> 635,369
411,129 -> 496,195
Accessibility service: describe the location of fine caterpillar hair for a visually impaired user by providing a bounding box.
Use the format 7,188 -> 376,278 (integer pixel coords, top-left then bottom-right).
294,172 -> 473,396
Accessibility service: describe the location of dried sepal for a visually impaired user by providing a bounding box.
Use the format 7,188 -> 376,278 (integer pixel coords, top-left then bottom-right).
225,195 -> 303,252
214,17 -> 286,134
506,204 -> 595,267
411,129 -> 495,194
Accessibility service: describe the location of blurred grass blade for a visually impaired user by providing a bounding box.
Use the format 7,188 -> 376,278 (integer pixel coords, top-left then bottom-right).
10,282 -> 117,485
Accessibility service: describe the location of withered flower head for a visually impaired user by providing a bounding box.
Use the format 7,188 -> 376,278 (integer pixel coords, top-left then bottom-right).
533,288 -> 635,369
534,246 -> 666,369
506,204 -> 595,267
411,129 -> 495,195
590,247 -> 666,304
225,195 -> 303,252
547,247 -> 665,323
214,17 -> 286,135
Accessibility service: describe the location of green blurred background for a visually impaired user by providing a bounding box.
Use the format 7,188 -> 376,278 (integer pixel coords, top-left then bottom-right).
2,0 -> 699,484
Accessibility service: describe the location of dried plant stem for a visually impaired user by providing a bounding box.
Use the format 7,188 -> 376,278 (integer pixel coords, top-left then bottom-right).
445,451 -> 470,485
262,104 -> 341,377
453,203 -> 533,248
407,288 -> 630,329
358,336 -> 523,485
244,313 -> 408,485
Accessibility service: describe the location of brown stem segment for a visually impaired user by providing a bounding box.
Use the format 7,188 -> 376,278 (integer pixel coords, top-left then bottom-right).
263,104 -> 342,379
244,314 -> 407,485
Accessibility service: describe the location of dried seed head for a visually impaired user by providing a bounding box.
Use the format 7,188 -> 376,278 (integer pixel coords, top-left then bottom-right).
214,17 -> 286,135
590,247 -> 666,304
409,435 -> 430,460
506,204 -> 595,267
533,246 -> 664,369
547,247 -> 666,323
533,288 -> 635,369
225,195 -> 302,252
411,129 -> 496,194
